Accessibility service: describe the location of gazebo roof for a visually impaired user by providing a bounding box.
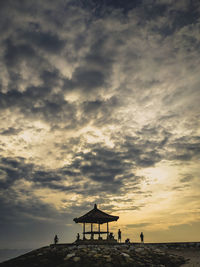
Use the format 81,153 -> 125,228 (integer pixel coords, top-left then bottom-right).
73,204 -> 119,224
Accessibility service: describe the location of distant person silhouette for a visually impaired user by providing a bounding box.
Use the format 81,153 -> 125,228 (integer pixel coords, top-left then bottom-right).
140,232 -> 144,243
109,232 -> 114,239
54,234 -> 59,245
76,233 -> 80,241
125,238 -> 130,244
91,232 -> 94,240
118,229 -> 121,243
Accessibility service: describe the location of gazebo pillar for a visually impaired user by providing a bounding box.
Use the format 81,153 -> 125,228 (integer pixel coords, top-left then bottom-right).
98,223 -> 100,240
91,223 -> 93,239
107,222 -> 109,239
83,223 -> 86,240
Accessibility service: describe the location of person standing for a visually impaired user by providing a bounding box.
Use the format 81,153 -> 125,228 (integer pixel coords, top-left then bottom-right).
140,232 -> 144,243
118,229 -> 122,243
76,233 -> 80,241
54,234 -> 59,245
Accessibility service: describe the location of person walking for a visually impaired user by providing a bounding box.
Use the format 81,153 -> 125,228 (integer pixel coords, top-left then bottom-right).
118,229 -> 122,243
140,232 -> 144,243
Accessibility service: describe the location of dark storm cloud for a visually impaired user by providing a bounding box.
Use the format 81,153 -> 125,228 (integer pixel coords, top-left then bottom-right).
53,125 -> 191,195
63,31 -> 117,94
0,127 -> 22,136
0,29 -> 117,130
0,128 -> 191,197
77,0 -> 142,15
0,152 -> 121,195
0,1 -> 81,129
80,96 -> 120,127
0,0 -> 131,132
4,38 -> 36,68
69,146 -> 130,185
0,0 -> 198,132
171,3 -> 200,29
40,69 -> 60,86
21,30 -> 65,53
33,170 -> 79,192
1,133 -> 157,196
74,68 -> 106,90
180,174 -> 194,183
120,135 -> 162,168
136,1 -> 168,21
0,157 -> 55,190
1,37 -> 71,125
0,155 -> 93,194
64,67 -> 108,93
0,157 -> 33,189
134,0 -> 200,36
0,0 -> 198,166
168,136 -> 200,161
59,133 -> 170,191
0,84 -> 78,129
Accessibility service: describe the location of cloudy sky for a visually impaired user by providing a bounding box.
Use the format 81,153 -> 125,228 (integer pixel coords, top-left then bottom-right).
0,0 -> 200,248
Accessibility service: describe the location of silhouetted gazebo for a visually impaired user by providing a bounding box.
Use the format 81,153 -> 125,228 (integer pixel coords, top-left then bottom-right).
73,204 -> 119,240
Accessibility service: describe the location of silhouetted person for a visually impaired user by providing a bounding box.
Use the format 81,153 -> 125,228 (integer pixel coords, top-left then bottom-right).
54,234 -> 58,245
76,233 -> 80,241
140,232 -> 144,243
109,232 -> 114,239
91,232 -> 94,240
118,229 -> 121,243
125,238 -> 130,244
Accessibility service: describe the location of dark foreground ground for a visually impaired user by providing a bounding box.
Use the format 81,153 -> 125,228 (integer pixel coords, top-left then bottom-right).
0,243 -> 199,267
0,249 -> 32,264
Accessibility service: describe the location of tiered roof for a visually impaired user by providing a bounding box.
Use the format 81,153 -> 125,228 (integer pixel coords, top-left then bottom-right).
73,204 -> 119,224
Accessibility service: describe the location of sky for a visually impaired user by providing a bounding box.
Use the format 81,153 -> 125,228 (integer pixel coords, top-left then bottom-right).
0,0 -> 200,248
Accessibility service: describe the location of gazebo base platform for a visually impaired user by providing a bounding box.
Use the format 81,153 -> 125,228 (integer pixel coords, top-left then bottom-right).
75,239 -> 118,245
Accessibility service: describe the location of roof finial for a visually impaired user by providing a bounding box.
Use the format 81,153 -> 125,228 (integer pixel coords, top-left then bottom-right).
94,203 -> 97,209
